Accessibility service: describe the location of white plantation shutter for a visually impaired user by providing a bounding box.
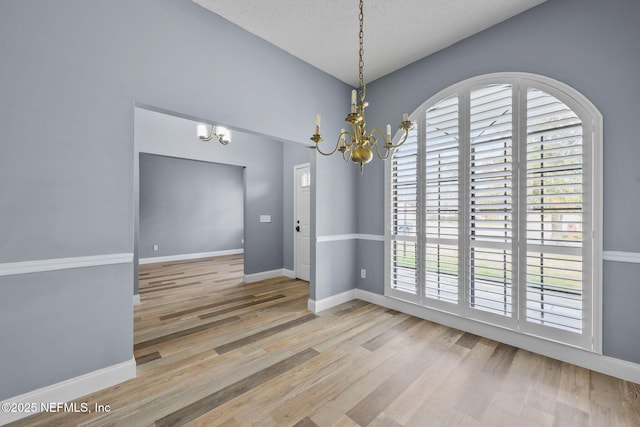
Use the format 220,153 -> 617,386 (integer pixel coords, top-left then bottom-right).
385,73 -> 600,351
523,88 -> 586,335
468,84 -> 514,318
390,124 -> 419,297
424,96 -> 460,304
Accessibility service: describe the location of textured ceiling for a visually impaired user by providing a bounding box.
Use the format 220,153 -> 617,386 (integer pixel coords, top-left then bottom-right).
193,0 -> 546,87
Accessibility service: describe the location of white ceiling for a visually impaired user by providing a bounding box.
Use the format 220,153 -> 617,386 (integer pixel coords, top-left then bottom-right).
192,0 -> 546,87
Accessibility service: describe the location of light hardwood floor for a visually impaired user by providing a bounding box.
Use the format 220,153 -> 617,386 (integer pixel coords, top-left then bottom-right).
10,255 -> 640,426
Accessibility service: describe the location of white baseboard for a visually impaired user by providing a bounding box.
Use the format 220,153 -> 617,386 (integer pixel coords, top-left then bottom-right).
282,269 -> 296,278
0,253 -> 133,277
353,289 -> 640,385
0,358 -> 136,425
133,294 -> 140,306
139,249 -> 243,265
307,289 -> 357,313
243,268 -> 293,284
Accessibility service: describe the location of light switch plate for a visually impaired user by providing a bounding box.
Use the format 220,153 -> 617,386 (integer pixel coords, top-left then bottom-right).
260,215 -> 271,223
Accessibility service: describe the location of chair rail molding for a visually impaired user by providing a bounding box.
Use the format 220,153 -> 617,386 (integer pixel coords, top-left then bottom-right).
316,234 -> 384,243
0,253 -> 134,277
603,250 -> 640,264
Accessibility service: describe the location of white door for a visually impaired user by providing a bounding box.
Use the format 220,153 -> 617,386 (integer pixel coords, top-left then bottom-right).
294,164 -> 311,281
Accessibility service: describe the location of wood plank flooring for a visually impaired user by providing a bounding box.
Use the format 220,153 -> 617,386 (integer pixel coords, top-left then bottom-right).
9,254 -> 640,426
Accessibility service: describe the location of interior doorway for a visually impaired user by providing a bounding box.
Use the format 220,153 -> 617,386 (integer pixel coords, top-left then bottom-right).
294,163 -> 311,281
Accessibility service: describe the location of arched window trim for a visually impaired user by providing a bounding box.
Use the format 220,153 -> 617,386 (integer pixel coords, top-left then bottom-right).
384,72 -> 603,352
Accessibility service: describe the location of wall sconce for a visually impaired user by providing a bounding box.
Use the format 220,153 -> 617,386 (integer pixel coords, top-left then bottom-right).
197,124 -> 231,145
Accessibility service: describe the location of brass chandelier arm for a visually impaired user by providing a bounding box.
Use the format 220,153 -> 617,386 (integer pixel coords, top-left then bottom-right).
313,130 -> 354,157
314,140 -> 342,157
372,141 -> 391,160
389,126 -> 412,149
369,128 -> 392,160
368,126 -> 411,160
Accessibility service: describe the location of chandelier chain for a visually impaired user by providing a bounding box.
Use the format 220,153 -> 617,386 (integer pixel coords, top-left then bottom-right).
358,0 -> 366,101
310,0 -> 412,172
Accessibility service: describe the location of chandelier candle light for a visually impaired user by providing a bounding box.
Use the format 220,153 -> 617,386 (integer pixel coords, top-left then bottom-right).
311,0 -> 413,173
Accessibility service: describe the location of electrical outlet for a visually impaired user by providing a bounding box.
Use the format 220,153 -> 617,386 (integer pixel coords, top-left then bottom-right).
360,268 -> 366,279
153,244 -> 159,251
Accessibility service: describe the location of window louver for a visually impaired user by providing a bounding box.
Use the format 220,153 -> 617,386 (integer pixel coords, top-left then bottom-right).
390,124 -> 418,295
469,84 -> 513,316
525,88 -> 584,333
425,96 -> 459,303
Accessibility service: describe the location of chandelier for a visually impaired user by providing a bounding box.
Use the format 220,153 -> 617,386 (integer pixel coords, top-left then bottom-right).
196,124 -> 231,145
311,0 -> 412,173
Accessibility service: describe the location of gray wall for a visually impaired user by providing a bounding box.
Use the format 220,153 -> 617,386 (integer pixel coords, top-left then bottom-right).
139,154 -> 244,259
357,0 -> 640,363
0,263 -> 133,400
283,142 -> 312,272
314,154 -> 360,299
316,239 -> 359,300
357,239 -> 384,295
0,0 -> 353,400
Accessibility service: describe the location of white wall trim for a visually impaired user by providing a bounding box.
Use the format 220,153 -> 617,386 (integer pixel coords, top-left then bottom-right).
316,234 -> 358,242
0,253 -> 134,277
353,289 -> 640,385
307,289 -> 356,313
243,268 -> 293,284
133,294 -> 141,306
603,250 -> 640,264
356,234 -> 385,241
0,357 -> 136,425
316,234 -> 384,243
139,249 -> 243,265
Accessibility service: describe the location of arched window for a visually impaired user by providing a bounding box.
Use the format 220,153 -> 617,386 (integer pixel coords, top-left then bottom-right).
385,73 -> 602,351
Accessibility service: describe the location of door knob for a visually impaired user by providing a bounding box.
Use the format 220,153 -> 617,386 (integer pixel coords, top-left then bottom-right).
296,226 -> 300,232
